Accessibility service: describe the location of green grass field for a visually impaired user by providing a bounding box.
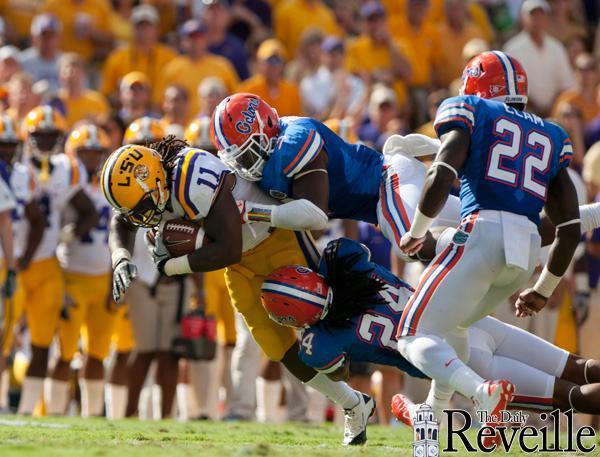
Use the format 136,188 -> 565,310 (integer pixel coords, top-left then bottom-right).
0,416 -> 596,456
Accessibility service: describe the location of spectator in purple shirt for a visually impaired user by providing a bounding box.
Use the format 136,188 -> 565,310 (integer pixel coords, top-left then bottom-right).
202,0 -> 250,80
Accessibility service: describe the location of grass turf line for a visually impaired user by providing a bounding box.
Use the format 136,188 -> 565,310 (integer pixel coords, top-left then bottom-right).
0,417 -> 591,456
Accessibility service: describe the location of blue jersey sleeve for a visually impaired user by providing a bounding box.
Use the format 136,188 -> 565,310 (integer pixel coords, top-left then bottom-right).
278,118 -> 324,178
554,123 -> 574,171
433,95 -> 479,138
298,327 -> 346,374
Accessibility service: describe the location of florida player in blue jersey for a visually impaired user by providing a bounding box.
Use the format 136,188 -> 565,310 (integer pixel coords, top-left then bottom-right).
396,51 -> 582,445
211,92 -> 461,261
261,238 -> 600,427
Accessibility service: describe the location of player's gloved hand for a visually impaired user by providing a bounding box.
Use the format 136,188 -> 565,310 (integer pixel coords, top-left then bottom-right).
113,259 -> 137,303
400,232 -> 425,257
573,291 -> 590,326
2,269 -> 17,299
144,228 -> 170,265
515,288 -> 547,317
59,223 -> 77,244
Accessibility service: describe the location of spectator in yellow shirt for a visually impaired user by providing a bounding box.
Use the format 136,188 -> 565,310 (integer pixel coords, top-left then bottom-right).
197,76 -> 227,118
432,0 -> 486,88
346,2 -> 412,109
274,0 -> 340,56
553,53 -> 599,125
118,71 -> 156,125
40,0 -> 113,62
237,39 -> 302,117
155,19 -> 239,116
160,85 -> 190,136
100,5 -> 177,103
56,53 -> 109,128
0,0 -> 44,44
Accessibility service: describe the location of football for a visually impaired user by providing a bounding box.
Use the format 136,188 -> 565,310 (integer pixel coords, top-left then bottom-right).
161,218 -> 211,257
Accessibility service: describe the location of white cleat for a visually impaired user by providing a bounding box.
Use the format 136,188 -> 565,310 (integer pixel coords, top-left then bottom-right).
391,393 -> 417,427
343,392 -> 376,446
473,379 -> 515,449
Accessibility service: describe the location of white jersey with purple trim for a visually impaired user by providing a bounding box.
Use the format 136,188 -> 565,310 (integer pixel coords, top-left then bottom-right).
27,153 -> 86,262
169,147 -> 276,252
0,162 -> 34,260
57,182 -> 111,275
0,168 -> 15,213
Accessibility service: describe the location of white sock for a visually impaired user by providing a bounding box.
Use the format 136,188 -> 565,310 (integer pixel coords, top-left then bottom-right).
0,369 -> 9,410
426,380 -> 454,420
176,383 -> 192,421
79,379 -> 104,417
256,377 -> 282,423
105,384 -> 127,420
18,377 -> 44,415
44,378 -> 70,415
398,334 -> 483,398
305,373 -> 359,410
580,203 -> 600,232
151,384 -> 162,420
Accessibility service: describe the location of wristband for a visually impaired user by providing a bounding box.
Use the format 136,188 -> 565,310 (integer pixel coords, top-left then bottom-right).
164,255 -> 193,276
246,202 -> 274,224
111,248 -> 131,269
408,208 -> 435,239
533,266 -> 562,298
432,161 -> 458,179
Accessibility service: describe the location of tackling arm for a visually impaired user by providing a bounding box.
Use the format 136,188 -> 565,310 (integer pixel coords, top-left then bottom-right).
0,210 -> 15,271
239,150 -> 330,231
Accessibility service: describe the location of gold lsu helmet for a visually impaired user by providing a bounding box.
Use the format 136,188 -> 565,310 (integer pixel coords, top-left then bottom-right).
66,123 -> 110,158
184,116 -> 216,153
123,116 -> 165,145
22,105 -> 67,157
101,144 -> 169,227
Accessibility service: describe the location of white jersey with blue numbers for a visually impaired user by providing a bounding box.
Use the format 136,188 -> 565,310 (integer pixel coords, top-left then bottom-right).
434,96 -> 573,225
259,117 -> 384,223
27,154 -> 86,262
58,182 -> 111,275
170,147 -> 277,252
0,161 -> 35,260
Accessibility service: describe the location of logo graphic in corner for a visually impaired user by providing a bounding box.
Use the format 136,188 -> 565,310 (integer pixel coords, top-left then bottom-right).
413,404 -> 439,457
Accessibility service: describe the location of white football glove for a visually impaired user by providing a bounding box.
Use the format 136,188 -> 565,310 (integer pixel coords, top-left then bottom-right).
144,228 -> 170,265
112,259 -> 138,302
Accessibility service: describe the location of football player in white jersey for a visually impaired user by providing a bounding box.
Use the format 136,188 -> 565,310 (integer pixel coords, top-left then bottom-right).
102,137 -> 375,446
17,106 -> 99,415
0,114 -> 46,411
48,123 -> 115,417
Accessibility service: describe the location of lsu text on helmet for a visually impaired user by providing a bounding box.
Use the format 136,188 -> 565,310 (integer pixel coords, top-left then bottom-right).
101,144 -> 169,227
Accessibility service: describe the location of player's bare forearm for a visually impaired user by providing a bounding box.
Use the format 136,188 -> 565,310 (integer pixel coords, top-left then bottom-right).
108,214 -> 137,255
0,210 -> 15,270
291,150 -> 330,214
70,189 -> 99,238
20,201 -> 45,269
187,185 -> 242,272
418,130 -> 470,218
543,168 -> 581,277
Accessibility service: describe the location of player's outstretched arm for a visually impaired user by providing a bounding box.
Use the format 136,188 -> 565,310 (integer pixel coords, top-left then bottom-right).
108,214 -> 138,302
19,200 -> 45,271
516,168 -> 581,316
400,129 -> 470,256
239,151 -> 329,231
